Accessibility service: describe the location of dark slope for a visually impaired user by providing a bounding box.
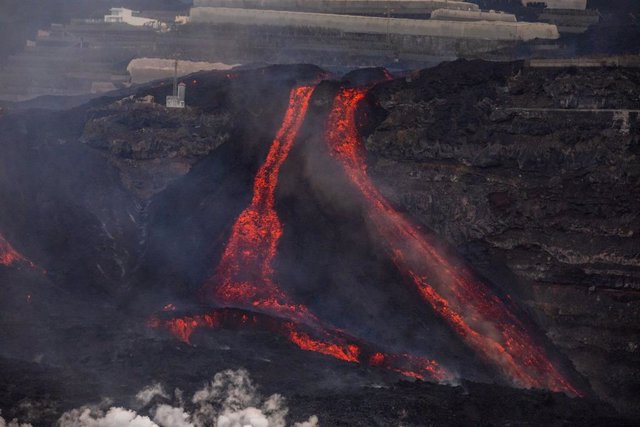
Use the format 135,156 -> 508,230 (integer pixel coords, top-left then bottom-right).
0,62 -> 637,424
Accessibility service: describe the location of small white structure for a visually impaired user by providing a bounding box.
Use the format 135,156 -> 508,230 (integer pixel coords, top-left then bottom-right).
104,8 -> 159,27
166,82 -> 186,109
138,95 -> 155,104
521,0 -> 587,10
175,15 -> 190,25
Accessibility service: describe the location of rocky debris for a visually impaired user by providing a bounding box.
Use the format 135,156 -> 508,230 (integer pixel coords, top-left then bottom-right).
81,96 -> 231,199
366,59 -> 640,417
82,96 -> 231,161
531,284 -> 640,417
287,380 -> 631,427
367,61 -> 640,292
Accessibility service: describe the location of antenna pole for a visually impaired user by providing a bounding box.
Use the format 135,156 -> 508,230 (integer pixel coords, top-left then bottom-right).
173,58 -> 178,96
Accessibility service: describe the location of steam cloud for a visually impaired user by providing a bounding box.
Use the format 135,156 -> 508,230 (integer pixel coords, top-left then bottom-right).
0,413 -> 33,427
56,369 -> 318,427
136,384 -> 170,406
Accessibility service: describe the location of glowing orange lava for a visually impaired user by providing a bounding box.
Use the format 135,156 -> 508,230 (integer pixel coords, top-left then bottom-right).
151,308 -> 450,382
155,84 -> 448,382
324,87 -> 580,395
201,85 -> 318,324
286,326 -> 361,363
0,233 -> 41,272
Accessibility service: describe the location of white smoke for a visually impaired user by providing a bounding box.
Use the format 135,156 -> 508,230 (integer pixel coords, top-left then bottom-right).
293,416 -> 319,427
136,384 -> 170,406
216,407 -> 269,427
152,405 -> 191,427
57,407 -> 157,427
0,412 -> 33,427
56,369 -> 318,427
191,368 -> 261,425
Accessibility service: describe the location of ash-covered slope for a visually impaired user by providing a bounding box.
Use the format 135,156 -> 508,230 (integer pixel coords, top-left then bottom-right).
0,62 -> 637,425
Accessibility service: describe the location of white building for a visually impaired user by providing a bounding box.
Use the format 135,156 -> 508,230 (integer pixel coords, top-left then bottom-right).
166,82 -> 186,109
175,15 -> 190,25
104,8 -> 159,27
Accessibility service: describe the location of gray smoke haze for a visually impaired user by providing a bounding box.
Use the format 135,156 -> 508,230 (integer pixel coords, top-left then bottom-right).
2,0 -> 639,106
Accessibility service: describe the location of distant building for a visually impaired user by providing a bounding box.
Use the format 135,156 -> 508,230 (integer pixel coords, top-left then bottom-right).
104,8 -> 159,27
138,95 -> 155,104
166,82 -> 186,108
521,0 -> 587,10
175,15 -> 190,25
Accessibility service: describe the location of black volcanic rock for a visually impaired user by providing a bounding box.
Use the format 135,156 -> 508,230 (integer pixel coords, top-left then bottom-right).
81,96 -> 232,199
365,59 -> 640,417
0,62 -> 638,424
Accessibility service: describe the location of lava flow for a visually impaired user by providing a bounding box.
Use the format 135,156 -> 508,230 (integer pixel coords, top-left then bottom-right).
200,84 -> 318,324
324,87 -> 580,395
0,232 -> 41,271
156,84 -> 450,382
150,308 -> 449,382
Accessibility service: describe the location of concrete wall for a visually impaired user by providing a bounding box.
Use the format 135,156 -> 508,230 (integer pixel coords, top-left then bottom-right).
127,57 -> 236,83
193,0 -> 480,15
173,21 -> 511,64
521,0 -> 587,10
527,56 -> 640,68
430,9 -> 517,22
190,7 -> 559,41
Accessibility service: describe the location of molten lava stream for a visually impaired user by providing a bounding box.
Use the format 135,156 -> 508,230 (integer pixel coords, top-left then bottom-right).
0,233 -> 42,272
150,308 -> 450,382
199,84 -> 319,325
163,83 -> 449,382
325,87 -> 580,395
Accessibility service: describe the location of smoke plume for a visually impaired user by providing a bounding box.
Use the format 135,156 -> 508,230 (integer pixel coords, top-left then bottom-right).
0,413 -> 32,427
56,369 -> 318,427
